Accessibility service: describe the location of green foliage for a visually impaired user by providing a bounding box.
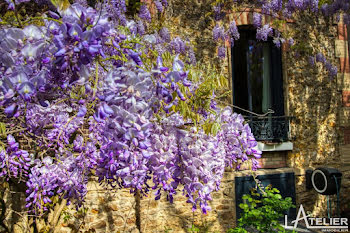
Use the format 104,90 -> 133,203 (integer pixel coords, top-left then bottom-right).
62,210 -> 72,222
226,227 -> 248,233
50,0 -> 70,11
291,41 -> 313,55
163,226 -> 173,233
228,185 -> 295,233
143,49 -> 230,133
187,223 -> 212,233
318,0 -> 332,8
272,19 -> 287,32
0,122 -> 6,138
186,63 -> 230,134
188,224 -> 201,233
187,219 -> 215,233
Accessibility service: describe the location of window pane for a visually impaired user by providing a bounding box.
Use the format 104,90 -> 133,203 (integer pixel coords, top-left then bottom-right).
246,40 -> 271,114
232,36 -> 249,114
232,28 -> 283,116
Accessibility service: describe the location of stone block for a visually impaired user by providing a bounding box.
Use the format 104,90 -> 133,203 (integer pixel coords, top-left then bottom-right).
335,40 -> 348,58
126,218 -> 136,224
340,108 -> 350,126
89,220 -> 106,229
216,205 -> 230,210
219,211 -> 235,221
212,192 -> 222,199
56,227 -> 72,233
223,188 -> 233,196
337,73 -> 350,90
109,202 -> 119,211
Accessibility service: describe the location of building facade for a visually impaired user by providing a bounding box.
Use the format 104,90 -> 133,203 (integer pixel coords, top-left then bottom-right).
3,0 -> 350,232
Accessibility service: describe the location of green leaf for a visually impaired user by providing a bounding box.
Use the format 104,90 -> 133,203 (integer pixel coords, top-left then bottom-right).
210,122 -> 220,135
0,122 -> 6,137
50,0 -> 70,11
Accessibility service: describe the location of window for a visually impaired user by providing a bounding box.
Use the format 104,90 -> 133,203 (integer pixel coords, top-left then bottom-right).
232,26 -> 290,142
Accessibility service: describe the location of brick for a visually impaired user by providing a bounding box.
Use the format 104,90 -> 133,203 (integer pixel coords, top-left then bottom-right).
247,12 -> 253,25
338,24 -> 348,41
344,127 -> 350,144
343,90 -> 350,107
258,159 -> 286,169
241,12 -> 249,25
340,57 -> 350,73
236,12 -> 249,25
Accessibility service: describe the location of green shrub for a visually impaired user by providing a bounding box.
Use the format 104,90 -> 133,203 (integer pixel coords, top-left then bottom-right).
227,185 -> 295,233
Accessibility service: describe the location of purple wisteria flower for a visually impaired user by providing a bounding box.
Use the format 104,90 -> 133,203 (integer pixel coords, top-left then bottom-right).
218,46 -> 226,59
308,56 -> 316,66
316,53 -> 326,63
213,4 -> 225,21
169,37 -> 186,54
228,20 -> 240,41
139,4 -> 152,22
162,0 -> 168,8
213,24 -> 226,42
159,27 -> 171,43
253,12 -> 262,28
328,66 -> 338,78
0,135 -> 31,181
256,24 -> 273,41
0,1 -> 266,216
288,38 -> 294,46
154,0 -> 163,12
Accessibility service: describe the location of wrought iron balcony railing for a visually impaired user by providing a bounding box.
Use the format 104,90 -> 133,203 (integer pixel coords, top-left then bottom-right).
244,116 -> 294,142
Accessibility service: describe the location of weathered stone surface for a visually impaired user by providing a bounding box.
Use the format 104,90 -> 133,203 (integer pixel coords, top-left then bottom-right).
89,220 -> 106,229
335,40 -> 348,58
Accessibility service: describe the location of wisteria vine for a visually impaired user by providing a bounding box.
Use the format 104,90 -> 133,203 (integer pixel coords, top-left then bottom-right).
0,0 -> 262,215
212,0 -> 348,78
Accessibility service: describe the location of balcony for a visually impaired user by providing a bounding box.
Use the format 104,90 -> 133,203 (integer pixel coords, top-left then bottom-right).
245,116 -> 294,142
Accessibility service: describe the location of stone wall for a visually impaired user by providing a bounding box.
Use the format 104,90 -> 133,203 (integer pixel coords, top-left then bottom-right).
336,17 -> 350,218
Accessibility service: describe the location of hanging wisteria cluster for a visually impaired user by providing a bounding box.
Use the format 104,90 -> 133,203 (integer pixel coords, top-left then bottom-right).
0,0 -> 262,215
212,0 -> 348,78
2,0 -> 347,217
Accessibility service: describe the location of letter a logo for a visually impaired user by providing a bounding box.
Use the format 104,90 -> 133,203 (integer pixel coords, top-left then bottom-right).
292,204 -> 310,229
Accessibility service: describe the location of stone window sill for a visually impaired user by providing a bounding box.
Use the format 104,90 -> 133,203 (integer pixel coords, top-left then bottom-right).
257,141 -> 293,151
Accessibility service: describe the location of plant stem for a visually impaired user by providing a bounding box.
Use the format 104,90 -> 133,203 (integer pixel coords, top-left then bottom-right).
50,199 -> 67,233
13,4 -> 22,28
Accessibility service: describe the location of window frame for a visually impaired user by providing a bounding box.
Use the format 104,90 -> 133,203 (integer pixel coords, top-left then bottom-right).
230,26 -> 291,143
231,26 -> 285,117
